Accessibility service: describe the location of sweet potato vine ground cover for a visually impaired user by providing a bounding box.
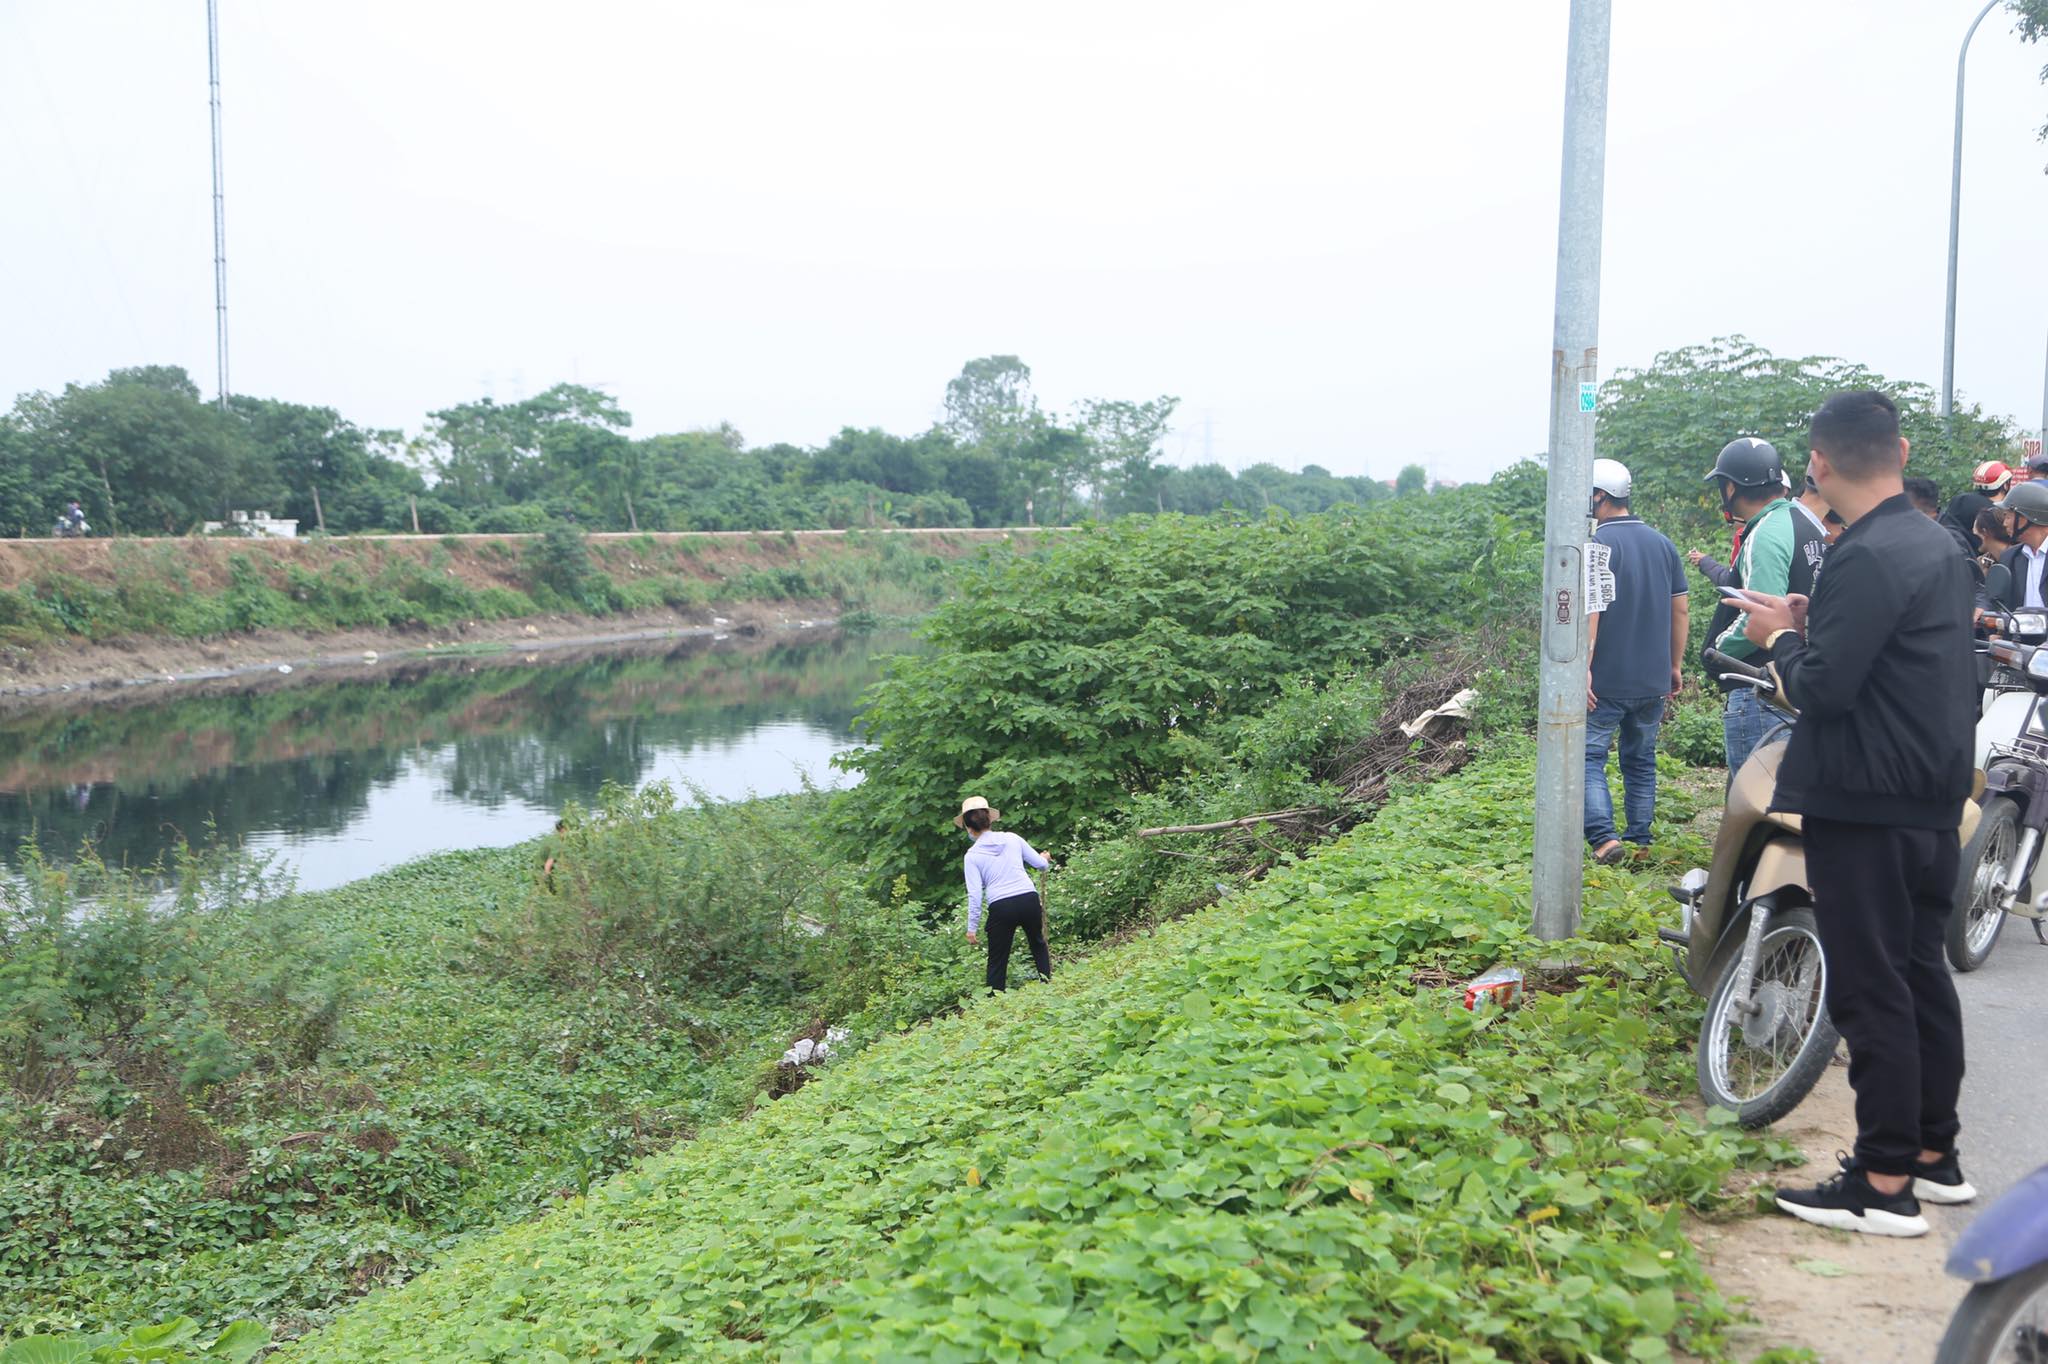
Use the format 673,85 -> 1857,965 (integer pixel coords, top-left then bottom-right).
291,753 -> 1787,1363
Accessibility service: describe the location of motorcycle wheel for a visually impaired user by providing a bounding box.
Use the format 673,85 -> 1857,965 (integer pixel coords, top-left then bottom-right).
1933,1261 -> 2048,1364
1696,904 -> 1838,1128
1950,796 -> 2018,973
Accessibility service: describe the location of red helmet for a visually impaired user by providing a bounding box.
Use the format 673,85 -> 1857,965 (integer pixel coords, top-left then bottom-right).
1974,460 -> 2013,492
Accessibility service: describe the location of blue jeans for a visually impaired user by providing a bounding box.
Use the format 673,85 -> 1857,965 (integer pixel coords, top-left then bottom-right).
1586,695 -> 1664,847
1723,685 -> 1769,776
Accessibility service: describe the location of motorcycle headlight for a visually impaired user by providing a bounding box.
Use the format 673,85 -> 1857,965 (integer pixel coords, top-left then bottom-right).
2027,647 -> 2048,681
2013,611 -> 2048,640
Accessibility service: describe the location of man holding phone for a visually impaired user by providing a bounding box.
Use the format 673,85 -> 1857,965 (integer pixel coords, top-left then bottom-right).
1701,438 -> 1825,774
1736,390 -> 1976,1237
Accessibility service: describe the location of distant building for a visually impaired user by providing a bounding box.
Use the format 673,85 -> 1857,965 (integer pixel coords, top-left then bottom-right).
203,509 -> 299,538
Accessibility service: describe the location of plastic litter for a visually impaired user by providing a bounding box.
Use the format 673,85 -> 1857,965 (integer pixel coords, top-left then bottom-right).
1462,966 -> 1525,1011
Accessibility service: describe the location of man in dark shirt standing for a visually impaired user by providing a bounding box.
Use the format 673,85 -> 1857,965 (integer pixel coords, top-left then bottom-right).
1738,391 -> 1977,1237
1584,458 -> 1688,865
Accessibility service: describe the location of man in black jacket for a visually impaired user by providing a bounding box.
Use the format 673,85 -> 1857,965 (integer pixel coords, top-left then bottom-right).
1737,390 -> 1976,1238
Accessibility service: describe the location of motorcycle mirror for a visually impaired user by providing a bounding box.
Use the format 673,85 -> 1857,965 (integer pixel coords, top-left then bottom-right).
1986,562 -> 2014,609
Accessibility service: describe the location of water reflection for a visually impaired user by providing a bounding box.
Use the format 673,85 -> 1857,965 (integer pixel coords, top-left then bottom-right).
0,631 -> 903,892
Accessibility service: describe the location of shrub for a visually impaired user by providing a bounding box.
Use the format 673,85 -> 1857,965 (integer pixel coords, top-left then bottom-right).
482,786 -> 858,993
524,522 -> 591,603
222,557 -> 292,631
1662,689 -> 1727,768
835,502 -> 1526,892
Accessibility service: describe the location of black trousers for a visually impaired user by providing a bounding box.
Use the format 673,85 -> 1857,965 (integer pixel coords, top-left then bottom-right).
1805,818 -> 1966,1174
984,891 -> 1050,990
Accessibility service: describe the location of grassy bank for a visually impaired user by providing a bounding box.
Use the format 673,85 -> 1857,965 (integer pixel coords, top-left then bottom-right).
0,528 -> 1022,653
4,497 -> 1578,1353
286,753 -> 1787,1363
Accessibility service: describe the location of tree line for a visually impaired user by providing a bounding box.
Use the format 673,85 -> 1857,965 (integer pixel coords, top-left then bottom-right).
0,356 -> 1429,538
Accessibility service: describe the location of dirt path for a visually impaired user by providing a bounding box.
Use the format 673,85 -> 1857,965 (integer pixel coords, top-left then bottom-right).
1695,1060 -> 1968,1361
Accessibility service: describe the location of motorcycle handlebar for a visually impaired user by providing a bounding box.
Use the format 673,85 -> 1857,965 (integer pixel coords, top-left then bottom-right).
1702,649 -> 1770,684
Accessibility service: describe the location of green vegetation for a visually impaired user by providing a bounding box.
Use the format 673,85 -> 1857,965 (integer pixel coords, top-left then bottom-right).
0,526 -> 964,651
0,357 -> 1415,542
2,490 -> 1530,1347
1595,335 -> 2011,540
837,502 -> 1532,890
285,754 -> 1786,1363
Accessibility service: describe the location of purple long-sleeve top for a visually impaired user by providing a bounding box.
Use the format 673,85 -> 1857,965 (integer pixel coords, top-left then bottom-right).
963,831 -> 1048,933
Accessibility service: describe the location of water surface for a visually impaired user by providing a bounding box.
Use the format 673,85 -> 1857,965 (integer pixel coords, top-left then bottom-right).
0,631 -> 903,893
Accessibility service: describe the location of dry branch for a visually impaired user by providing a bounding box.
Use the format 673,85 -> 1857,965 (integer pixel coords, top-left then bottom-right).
1135,808 -> 1321,838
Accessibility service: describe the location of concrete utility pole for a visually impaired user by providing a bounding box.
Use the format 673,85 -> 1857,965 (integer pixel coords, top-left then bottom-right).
206,0 -> 229,409
1941,0 -> 2002,430
1531,0 -> 1612,942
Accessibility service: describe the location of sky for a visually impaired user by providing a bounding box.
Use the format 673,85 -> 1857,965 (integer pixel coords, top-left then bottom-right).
3,2 -> 2046,485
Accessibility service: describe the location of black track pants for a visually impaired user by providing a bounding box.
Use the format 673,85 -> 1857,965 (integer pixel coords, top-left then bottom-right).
1804,817 -> 1966,1174
984,891 -> 1050,991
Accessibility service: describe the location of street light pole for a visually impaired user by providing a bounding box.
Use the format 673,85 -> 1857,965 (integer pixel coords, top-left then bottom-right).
1941,0 -> 2002,431
1531,0 -> 1612,942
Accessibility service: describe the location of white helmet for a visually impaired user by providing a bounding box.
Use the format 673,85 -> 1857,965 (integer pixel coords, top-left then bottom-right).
1591,458 -> 1633,501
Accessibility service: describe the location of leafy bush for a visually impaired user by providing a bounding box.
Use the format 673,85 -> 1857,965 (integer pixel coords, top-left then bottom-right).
0,838 -> 329,1106
836,501 -> 1527,892
1661,689 -> 1727,768
483,785 -> 862,994
522,521 -> 592,603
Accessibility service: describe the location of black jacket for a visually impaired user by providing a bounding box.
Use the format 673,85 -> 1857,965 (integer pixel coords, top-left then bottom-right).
1997,543 -> 2047,610
1767,494 -> 1976,829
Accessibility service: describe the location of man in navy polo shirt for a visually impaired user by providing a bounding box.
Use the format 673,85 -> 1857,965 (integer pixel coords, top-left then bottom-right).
1585,458 -> 1689,864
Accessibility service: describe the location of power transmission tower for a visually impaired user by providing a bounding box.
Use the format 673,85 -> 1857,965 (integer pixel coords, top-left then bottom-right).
206,0 -> 229,409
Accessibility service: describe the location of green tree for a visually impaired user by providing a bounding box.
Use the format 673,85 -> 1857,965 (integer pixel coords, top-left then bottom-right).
1597,336 -> 2017,537
229,396 -> 421,533
1074,395 -> 1179,516
943,356 -> 1055,523
29,367 -> 263,534
1395,464 -> 1429,498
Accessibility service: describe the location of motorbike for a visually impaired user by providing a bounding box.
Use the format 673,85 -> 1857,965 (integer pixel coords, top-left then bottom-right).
1954,563 -> 2048,971
1663,648 -> 1839,1127
1934,1163 -> 2048,1363
51,517 -> 89,539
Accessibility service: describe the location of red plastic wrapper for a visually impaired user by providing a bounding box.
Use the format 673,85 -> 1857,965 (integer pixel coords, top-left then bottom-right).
1462,966 -> 1525,1011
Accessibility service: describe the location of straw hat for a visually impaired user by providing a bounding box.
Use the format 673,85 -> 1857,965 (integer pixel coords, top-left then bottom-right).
953,795 -> 1000,828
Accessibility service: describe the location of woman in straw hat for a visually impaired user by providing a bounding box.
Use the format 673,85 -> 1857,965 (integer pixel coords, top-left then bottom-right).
956,796 -> 1052,990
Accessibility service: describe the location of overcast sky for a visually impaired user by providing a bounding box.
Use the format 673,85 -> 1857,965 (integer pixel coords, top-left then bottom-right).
4,2 -> 2045,483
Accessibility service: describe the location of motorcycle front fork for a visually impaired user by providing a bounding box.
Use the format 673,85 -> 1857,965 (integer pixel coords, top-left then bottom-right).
1729,898 -> 1773,1019
1997,828 -> 2041,915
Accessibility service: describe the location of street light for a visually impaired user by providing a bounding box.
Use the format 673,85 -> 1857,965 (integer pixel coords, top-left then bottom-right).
1940,0 -> 2003,431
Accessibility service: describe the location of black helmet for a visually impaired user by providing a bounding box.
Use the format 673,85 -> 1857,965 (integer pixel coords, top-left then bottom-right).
2004,480 -> 2048,527
1703,437 -> 1785,491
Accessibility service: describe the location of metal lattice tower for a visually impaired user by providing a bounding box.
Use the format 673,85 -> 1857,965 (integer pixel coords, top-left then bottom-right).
206,0 -> 229,408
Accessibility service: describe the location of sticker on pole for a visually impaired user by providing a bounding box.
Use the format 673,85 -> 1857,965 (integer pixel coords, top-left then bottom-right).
1543,544 -> 1583,664
1578,381 -> 1598,413
1584,541 -> 1615,614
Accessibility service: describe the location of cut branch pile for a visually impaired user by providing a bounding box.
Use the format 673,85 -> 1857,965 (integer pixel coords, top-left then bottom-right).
1137,654 -> 1482,851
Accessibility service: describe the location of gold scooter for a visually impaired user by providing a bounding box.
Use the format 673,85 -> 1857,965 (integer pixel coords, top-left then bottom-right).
1665,649 -> 1982,1126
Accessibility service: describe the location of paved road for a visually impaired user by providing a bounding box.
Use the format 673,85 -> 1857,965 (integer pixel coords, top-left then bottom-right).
1948,915 -> 2048,1231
